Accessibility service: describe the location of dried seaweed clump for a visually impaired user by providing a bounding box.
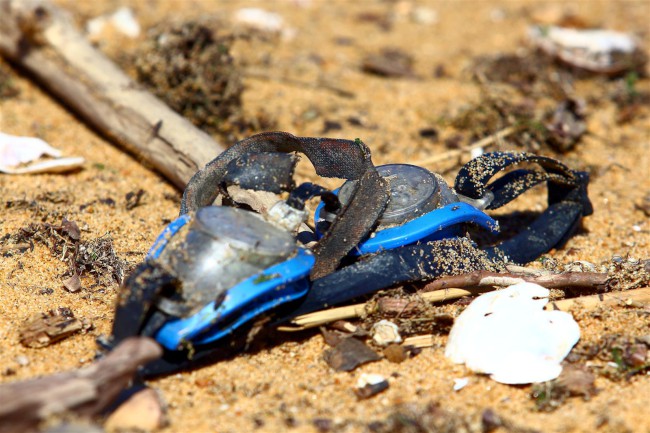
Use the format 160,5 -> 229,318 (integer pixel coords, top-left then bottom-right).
368,403 -> 478,433
8,219 -> 127,288
134,21 -> 244,136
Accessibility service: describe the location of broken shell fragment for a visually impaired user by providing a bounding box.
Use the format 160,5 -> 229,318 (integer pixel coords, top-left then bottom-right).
355,373 -> 389,399
0,132 -> 85,174
528,25 -> 645,75
371,319 -> 402,346
445,282 -> 580,384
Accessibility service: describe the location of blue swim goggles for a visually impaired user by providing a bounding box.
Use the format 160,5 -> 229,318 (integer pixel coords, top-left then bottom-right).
109,132 -> 592,375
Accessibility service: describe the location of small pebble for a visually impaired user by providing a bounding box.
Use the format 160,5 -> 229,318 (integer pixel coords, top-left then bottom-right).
105,388 -> 166,431
372,320 -> 402,346
383,344 -> 407,363
15,355 -> 29,366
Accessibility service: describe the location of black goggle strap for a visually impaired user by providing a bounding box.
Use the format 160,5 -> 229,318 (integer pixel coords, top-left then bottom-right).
455,151 -> 592,264
284,238 -> 499,319
180,131 -> 389,279
111,262 -> 178,345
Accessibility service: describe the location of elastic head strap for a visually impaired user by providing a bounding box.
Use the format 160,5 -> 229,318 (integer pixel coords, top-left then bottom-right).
455,151 -> 592,264
180,132 -> 389,278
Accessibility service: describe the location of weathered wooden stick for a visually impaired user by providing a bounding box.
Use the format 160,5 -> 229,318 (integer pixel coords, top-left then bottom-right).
0,337 -> 162,433
545,287 -> 650,311
280,270 -> 635,331
0,0 -> 225,189
421,270 -> 609,292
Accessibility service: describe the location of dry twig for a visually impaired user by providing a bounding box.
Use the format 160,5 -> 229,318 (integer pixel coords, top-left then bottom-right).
421,270 -> 609,292
0,337 -> 162,433
280,269 -> 636,331
0,0 -> 225,189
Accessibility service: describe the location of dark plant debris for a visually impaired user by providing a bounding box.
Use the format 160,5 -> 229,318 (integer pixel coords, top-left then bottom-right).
18,307 -> 91,348
125,189 -> 146,210
362,48 -> 416,78
569,334 -> 650,381
6,219 -> 128,288
531,365 -> 598,412
132,21 -> 271,140
323,337 -> 381,372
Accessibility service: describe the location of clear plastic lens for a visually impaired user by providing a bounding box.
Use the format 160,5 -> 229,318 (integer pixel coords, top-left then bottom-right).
157,207 -> 297,314
339,164 -> 442,226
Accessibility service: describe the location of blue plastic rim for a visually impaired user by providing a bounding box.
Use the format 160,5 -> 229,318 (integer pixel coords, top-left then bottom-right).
316,199 -> 499,255
155,248 -> 315,350
147,214 -> 191,259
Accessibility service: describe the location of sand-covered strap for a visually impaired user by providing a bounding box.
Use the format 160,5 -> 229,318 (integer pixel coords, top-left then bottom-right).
181,131 -> 389,279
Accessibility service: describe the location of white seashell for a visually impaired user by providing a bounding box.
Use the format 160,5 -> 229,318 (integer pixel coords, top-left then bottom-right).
452,377 -> 469,391
371,319 -> 402,346
234,8 -> 285,33
86,7 -> 141,38
528,26 -> 639,74
0,132 -> 85,174
445,282 -> 580,384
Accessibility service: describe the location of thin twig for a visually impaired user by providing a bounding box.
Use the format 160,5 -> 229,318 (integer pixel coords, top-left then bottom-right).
0,337 -> 162,433
279,270 -> 618,331
545,287 -> 650,311
421,270 -> 609,292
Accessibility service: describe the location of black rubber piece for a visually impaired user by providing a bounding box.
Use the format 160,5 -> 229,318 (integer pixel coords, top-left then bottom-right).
181,132 -> 390,279
455,151 -> 592,264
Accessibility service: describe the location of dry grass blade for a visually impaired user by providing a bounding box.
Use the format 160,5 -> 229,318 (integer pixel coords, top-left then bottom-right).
545,287 -> 650,311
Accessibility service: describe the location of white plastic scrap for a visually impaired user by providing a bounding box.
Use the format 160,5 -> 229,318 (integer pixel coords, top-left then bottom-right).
0,132 -> 85,174
445,282 -> 580,384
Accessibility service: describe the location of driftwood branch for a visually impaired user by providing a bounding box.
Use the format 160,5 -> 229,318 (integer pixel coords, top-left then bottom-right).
280,270 -> 640,331
0,337 -> 162,433
0,0 -> 225,189
421,270 -> 609,292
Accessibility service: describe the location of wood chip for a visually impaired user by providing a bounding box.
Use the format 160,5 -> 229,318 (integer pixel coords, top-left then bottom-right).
62,274 -> 82,293
19,308 -> 84,348
323,338 -> 381,372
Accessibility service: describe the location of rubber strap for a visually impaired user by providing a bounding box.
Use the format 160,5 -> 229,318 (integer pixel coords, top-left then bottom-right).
111,262 -> 178,344
223,152 -> 298,193
180,132 -> 389,279
286,238 -> 500,318
455,151 -> 592,264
